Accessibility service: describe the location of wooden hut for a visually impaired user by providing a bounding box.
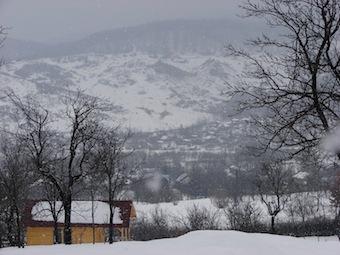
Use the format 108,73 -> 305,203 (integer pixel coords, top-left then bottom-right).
24,200 -> 136,245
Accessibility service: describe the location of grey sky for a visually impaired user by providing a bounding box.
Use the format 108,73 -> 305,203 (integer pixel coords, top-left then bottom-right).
0,0 -> 243,43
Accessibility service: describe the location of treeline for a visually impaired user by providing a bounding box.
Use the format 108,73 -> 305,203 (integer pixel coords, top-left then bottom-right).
132,207 -> 338,241
131,157 -> 340,240
0,91 -> 139,247
132,188 -> 340,241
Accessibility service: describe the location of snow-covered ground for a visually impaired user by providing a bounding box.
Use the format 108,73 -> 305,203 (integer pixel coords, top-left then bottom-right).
135,194 -> 334,227
1,231 -> 338,255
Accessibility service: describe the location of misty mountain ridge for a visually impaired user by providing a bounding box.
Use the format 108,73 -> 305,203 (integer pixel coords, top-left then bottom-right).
2,19 -> 262,60
0,19 -> 252,159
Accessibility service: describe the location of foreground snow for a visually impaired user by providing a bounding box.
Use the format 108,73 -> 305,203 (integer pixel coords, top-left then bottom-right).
1,231 -> 339,255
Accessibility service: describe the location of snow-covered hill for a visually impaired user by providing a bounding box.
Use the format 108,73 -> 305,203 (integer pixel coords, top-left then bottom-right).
0,53 -> 243,131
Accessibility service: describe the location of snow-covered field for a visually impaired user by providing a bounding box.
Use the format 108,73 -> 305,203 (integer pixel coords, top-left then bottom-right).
1,231 -> 338,255
135,194 -> 333,227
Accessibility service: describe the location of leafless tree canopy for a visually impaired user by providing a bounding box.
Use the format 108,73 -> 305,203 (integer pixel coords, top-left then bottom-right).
91,126 -> 135,243
256,162 -> 294,233
227,0 -> 340,158
5,91 -> 103,245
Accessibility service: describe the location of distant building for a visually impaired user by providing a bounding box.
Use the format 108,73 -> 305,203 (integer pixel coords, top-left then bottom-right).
24,200 -> 136,245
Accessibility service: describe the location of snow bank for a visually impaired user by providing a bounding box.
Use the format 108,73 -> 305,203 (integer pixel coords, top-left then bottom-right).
1,231 -> 339,255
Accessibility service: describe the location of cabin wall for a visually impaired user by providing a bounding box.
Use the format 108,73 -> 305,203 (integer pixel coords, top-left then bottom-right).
72,227 -> 105,244
26,226 -> 131,245
117,227 -> 130,241
26,227 -> 54,245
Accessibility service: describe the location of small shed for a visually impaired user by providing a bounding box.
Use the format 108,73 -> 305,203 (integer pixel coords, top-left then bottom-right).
24,200 -> 136,245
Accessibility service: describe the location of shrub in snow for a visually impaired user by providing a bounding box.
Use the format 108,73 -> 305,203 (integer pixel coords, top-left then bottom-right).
181,204 -> 219,231
131,208 -> 185,241
225,201 -> 264,232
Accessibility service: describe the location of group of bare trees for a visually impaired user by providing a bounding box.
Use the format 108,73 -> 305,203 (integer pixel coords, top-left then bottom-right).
226,0 -> 340,238
0,91 -> 135,246
0,137 -> 33,247
227,0 -> 340,159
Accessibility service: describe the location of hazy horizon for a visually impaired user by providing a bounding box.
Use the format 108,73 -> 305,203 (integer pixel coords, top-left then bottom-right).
0,0 -> 254,43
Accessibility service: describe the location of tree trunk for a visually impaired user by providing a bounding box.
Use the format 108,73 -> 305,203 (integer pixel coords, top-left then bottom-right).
63,194 -> 72,245
91,190 -> 95,244
108,204 -> 114,244
14,205 -> 23,248
108,177 -> 115,244
53,218 -> 59,244
270,216 -> 276,234
7,207 -> 15,246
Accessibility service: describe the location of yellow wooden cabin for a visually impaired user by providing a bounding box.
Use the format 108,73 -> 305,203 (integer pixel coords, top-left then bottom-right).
24,200 -> 136,245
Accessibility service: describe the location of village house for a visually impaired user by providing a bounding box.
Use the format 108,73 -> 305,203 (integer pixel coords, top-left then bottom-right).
24,200 -> 136,245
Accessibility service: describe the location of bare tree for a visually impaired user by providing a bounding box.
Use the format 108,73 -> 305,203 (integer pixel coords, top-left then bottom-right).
58,93 -> 100,244
41,181 -> 63,244
287,192 -> 319,223
227,0 -> 340,159
91,126 -> 135,243
83,168 -> 103,244
256,162 -> 293,233
224,199 -> 263,232
176,204 -> 219,231
8,91 -> 101,244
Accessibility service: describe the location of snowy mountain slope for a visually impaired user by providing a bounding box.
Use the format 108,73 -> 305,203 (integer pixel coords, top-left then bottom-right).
0,53 -> 243,131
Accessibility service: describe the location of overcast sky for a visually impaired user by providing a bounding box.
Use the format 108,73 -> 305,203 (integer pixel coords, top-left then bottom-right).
0,0 -> 245,43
